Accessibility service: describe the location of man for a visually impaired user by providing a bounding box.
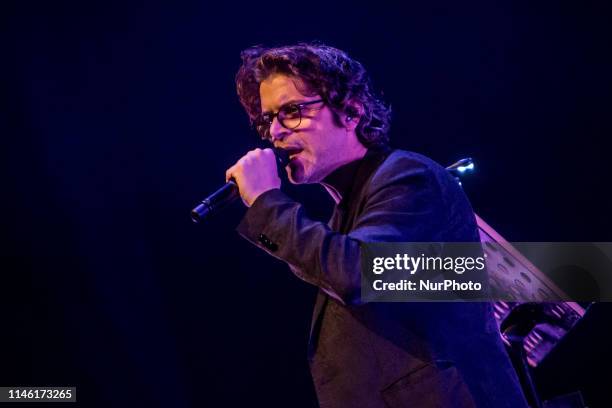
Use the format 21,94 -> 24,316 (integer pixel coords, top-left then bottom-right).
226,43 -> 527,407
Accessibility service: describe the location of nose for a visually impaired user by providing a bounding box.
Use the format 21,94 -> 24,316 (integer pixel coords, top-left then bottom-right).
269,116 -> 290,142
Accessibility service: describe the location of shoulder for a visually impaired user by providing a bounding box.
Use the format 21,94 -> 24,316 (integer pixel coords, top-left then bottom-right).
349,148 -> 479,242
366,149 -> 473,218
382,149 -> 448,173
370,149 -> 452,189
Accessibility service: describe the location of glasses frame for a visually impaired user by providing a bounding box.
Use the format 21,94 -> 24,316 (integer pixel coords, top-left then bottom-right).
255,99 -> 324,140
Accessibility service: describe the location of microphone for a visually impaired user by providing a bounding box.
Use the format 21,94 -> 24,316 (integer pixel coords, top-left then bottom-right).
190,148 -> 289,223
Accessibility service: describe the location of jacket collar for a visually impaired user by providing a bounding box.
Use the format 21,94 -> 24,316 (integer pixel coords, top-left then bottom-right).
322,145 -> 392,210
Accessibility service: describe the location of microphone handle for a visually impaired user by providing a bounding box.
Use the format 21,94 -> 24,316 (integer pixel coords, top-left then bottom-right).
191,180 -> 239,223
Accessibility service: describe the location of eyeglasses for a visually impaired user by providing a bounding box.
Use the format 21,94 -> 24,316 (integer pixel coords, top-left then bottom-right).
255,99 -> 324,140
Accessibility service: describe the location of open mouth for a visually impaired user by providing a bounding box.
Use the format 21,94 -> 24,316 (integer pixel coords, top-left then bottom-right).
283,147 -> 303,161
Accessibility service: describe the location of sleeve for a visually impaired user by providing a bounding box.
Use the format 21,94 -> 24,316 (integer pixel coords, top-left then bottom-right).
236,160 -> 449,305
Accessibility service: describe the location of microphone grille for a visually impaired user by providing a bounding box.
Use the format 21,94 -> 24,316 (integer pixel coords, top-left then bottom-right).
274,148 -> 290,166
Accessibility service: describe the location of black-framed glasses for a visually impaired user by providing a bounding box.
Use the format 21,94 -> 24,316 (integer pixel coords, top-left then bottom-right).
255,99 -> 324,140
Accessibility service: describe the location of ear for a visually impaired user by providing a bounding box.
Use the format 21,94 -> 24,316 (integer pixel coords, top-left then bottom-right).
344,100 -> 364,131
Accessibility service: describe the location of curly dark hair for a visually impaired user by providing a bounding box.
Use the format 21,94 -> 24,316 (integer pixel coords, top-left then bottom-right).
235,43 -> 391,147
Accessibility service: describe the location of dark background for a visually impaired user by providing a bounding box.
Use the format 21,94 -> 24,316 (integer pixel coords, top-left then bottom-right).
2,0 -> 611,406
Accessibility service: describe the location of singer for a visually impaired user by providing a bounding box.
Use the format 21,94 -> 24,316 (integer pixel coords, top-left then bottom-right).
226,43 -> 527,407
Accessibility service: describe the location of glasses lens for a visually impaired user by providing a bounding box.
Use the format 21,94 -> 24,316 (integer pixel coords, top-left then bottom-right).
278,104 -> 301,129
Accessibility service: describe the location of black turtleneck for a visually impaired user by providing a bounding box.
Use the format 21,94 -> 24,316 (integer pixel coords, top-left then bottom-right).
321,146 -> 391,209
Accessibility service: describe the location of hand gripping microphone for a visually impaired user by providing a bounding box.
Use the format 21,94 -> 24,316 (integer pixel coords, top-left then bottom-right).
190,148 -> 289,223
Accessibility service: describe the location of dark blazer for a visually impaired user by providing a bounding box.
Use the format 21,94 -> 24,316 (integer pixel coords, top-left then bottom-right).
238,148 -> 528,407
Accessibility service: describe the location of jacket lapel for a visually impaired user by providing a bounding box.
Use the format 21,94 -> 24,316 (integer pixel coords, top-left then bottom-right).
338,146 -> 391,234
307,147 -> 392,360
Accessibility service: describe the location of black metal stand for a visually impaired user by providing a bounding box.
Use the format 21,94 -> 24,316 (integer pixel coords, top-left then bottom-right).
500,303 -> 547,408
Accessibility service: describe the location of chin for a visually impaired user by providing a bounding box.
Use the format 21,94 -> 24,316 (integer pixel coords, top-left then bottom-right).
287,161 -> 312,184
287,166 -> 305,184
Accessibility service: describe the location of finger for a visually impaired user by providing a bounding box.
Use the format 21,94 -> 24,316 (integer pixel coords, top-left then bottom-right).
246,148 -> 261,160
226,165 -> 236,182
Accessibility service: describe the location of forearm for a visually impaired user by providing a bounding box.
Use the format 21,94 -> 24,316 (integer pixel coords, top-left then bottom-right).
236,163 -> 454,305
237,189 -> 363,304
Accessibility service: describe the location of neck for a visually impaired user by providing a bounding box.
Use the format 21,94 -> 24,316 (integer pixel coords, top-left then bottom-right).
321,144 -> 367,204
